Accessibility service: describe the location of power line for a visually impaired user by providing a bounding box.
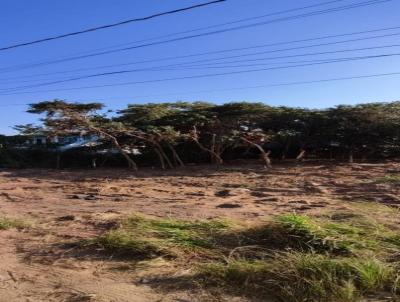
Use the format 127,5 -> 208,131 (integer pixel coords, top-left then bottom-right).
1,52 -> 398,95
1,70 -> 400,108
82,72 -> 400,100
178,43 -> 400,67
181,54 -> 398,69
152,32 -> 400,67
0,0 -> 226,52
63,0 -> 352,54
0,0 -> 354,70
0,0 -> 391,73
1,24 -> 400,82
2,43 -> 400,91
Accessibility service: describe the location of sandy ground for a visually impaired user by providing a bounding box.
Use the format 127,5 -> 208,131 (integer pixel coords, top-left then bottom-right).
0,162 -> 399,301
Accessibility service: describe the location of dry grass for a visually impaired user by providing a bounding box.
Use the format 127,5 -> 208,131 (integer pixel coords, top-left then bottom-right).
82,202 -> 400,301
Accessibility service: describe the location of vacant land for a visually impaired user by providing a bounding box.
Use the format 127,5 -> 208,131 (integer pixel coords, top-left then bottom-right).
0,162 -> 399,302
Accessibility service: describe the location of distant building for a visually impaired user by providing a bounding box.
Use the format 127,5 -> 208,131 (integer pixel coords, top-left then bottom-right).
2,133 -> 140,154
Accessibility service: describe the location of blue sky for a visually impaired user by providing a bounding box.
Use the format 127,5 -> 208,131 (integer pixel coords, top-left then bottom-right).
1,0 -> 400,134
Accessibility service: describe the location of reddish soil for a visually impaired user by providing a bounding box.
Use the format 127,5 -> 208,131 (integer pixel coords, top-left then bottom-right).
0,162 -> 399,301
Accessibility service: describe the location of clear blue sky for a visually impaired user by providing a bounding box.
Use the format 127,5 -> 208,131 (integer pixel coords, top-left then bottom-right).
1,0 -> 400,134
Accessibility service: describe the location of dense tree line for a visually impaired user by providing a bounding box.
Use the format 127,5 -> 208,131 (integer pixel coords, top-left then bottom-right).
5,100 -> 400,169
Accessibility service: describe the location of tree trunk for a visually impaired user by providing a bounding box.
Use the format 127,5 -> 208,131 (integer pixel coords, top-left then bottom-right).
166,142 -> 185,167
281,138 -> 291,160
155,144 -> 173,169
191,127 -> 223,165
86,124 -> 138,170
192,138 -> 223,165
241,137 -> 272,169
110,137 -> 138,170
262,150 -> 272,169
210,134 -> 217,164
154,148 -> 166,169
91,158 -> 97,169
348,148 -> 354,163
56,153 -> 61,169
296,149 -> 306,161
128,133 -> 174,170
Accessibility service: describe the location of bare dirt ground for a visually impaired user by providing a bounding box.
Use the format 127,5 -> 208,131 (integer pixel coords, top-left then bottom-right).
0,162 -> 399,302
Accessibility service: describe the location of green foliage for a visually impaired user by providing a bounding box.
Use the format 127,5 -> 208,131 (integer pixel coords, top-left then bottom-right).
10,100 -> 400,168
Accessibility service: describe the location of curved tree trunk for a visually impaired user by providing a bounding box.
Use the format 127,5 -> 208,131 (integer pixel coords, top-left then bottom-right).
86,124 -> 138,170
296,149 -> 306,161
154,142 -> 174,169
61,112 -> 138,170
191,126 -> 223,165
128,133 -> 174,169
154,148 -> 166,169
348,148 -> 354,163
166,141 -> 185,167
192,137 -> 223,165
109,136 -> 138,170
241,137 -> 272,169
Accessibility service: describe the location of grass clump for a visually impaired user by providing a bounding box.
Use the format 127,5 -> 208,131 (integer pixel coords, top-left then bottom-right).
94,230 -> 162,257
87,206 -> 400,301
195,211 -> 400,301
0,216 -> 29,230
198,253 -> 398,302
376,174 -> 400,183
90,215 -> 228,258
241,213 -> 373,254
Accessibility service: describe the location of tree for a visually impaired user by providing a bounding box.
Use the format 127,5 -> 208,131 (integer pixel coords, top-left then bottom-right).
24,100 -> 139,170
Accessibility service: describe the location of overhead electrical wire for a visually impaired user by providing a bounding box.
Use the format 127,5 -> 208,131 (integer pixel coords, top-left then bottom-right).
1,71 -> 400,108
1,42 -> 400,91
79,71 -> 400,100
2,30 -> 400,90
0,0 -> 391,74
0,0 -> 226,52
173,43 -> 400,68
1,51 -> 398,96
63,0 -> 352,54
1,24 -> 400,82
160,32 -> 400,67
1,42 -> 398,87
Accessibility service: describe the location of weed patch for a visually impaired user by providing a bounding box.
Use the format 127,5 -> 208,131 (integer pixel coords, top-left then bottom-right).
87,205 -> 400,301
89,215 -> 229,258
0,216 -> 29,230
197,253 -> 398,302
376,174 -> 400,183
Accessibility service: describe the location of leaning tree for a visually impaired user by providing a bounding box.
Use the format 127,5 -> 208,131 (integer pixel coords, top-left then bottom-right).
23,100 -> 139,170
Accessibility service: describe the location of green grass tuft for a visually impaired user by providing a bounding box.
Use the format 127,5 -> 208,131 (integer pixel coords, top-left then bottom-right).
198,253 -> 398,302
90,215 -> 229,258
86,205 -> 400,301
376,174 -> 400,183
0,216 -> 29,230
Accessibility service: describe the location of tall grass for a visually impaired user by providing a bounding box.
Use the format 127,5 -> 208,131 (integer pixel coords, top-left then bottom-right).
86,204 -> 400,301
90,215 -> 228,258
198,253 -> 397,302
